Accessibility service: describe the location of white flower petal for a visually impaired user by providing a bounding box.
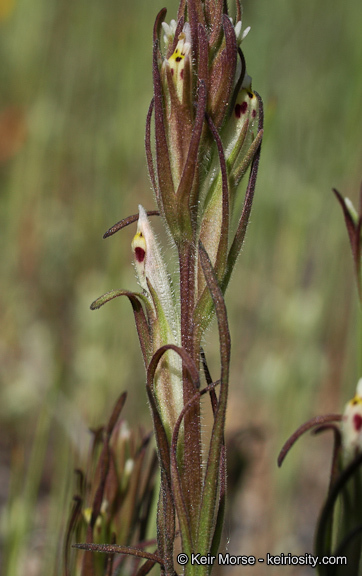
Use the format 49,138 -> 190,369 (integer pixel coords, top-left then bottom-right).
241,26 -> 251,41
234,21 -> 242,38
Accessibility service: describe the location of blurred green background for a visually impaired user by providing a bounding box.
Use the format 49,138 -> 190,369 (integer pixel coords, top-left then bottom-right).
0,0 -> 361,574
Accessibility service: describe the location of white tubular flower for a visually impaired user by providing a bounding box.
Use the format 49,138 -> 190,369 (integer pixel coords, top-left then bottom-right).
131,206 -> 183,435
131,205 -> 178,337
164,23 -> 192,101
342,378 -> 362,462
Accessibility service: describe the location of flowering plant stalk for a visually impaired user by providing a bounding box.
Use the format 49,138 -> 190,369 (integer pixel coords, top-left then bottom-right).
65,393 -> 158,576
278,185 -> 362,576
73,0 -> 263,574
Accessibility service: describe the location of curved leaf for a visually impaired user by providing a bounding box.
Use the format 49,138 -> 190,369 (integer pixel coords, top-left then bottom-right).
223,91 -> 264,292
73,542 -> 164,566
145,386 -> 175,575
205,112 -> 230,280
90,289 -> 154,366
315,453 -> 362,568
152,29 -> 177,233
277,414 -> 342,468
147,344 -> 199,394
103,210 -> 159,239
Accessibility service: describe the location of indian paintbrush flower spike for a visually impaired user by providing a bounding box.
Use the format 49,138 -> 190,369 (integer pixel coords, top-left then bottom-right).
86,1 -> 263,574
150,2 -> 263,253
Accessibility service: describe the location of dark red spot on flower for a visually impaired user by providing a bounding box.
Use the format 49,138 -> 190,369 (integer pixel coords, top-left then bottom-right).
171,67 -> 174,76
353,413 -> 362,431
248,92 -> 253,99
175,56 -> 182,62
135,247 -> 146,263
252,109 -> 256,118
235,101 -> 248,118
180,69 -> 184,80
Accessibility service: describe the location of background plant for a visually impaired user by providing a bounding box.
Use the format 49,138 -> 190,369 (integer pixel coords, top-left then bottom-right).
277,186 -> 362,575
0,0 -> 361,575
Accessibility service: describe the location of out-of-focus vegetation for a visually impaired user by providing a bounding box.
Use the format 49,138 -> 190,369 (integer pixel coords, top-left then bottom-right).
0,0 -> 361,574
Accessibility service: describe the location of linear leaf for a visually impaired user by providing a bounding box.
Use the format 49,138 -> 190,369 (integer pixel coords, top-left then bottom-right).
74,543 -> 164,566
277,414 -> 342,468
90,290 -> 153,366
205,112 -> 230,279
177,81 -> 207,224
223,92 -> 264,292
145,100 -> 158,199
197,243 -> 230,561
103,210 -> 159,239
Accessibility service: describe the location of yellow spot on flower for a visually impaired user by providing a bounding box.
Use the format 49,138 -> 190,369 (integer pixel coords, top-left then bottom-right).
132,231 -> 146,263
350,395 -> 362,406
